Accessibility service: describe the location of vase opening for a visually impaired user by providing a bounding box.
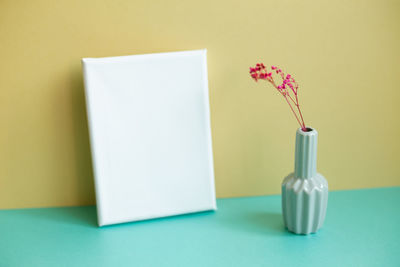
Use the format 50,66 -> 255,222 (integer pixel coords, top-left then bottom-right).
302,127 -> 313,132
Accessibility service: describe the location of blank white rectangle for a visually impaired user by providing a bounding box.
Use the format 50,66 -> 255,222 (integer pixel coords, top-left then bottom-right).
82,49 -> 217,226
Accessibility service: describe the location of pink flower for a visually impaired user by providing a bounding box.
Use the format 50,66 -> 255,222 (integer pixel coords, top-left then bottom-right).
248,63 -> 306,131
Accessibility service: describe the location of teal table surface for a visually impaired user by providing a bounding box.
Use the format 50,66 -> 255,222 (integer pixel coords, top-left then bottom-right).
1,187 -> 399,267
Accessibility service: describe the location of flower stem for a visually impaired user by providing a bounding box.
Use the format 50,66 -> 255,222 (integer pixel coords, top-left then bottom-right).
287,94 -> 297,106
295,94 -> 306,130
284,95 -> 303,129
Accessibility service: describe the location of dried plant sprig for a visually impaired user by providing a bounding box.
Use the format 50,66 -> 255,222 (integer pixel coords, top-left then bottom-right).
249,63 -> 307,131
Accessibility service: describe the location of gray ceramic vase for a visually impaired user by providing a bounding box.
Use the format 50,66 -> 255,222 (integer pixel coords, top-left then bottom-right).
282,127 -> 328,234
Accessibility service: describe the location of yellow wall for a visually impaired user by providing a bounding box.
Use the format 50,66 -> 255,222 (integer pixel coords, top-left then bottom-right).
1,0 -> 400,209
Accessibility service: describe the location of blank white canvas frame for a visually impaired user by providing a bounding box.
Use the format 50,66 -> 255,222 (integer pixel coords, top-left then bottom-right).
82,49 -> 217,226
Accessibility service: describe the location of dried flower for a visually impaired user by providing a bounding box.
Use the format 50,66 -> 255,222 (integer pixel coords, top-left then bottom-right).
249,63 -> 307,131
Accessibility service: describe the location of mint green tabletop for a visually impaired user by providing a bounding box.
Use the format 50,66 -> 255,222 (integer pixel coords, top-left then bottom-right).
1,187 -> 399,267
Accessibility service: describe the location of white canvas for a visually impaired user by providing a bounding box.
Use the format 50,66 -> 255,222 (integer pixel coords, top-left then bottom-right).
82,49 -> 216,226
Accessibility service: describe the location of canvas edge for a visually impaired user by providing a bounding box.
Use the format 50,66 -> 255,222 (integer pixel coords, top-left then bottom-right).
99,206 -> 217,227
81,58 -> 107,227
200,49 -> 218,212
82,48 -> 208,63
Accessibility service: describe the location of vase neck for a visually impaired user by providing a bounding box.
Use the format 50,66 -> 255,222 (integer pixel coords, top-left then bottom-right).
294,128 -> 318,179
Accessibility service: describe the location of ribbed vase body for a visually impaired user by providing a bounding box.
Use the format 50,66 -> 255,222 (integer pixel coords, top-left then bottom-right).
282,128 -> 328,234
